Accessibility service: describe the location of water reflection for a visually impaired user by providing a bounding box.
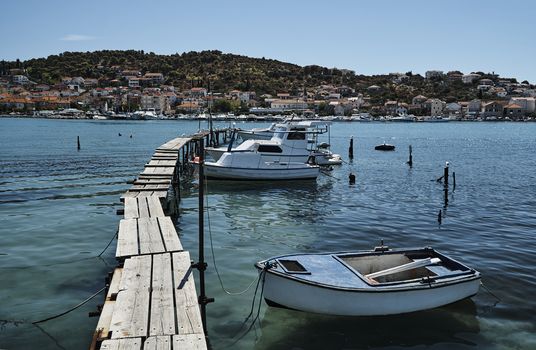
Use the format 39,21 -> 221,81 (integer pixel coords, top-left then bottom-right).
255,299 -> 479,350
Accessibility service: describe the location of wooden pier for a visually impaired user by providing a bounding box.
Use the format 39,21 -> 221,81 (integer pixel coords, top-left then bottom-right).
91,129 -> 231,350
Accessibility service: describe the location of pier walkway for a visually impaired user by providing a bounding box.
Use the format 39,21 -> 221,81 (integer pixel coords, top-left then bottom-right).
91,130 -> 230,350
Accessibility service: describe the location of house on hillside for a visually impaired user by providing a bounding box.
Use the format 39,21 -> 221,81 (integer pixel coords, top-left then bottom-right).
503,103 -> 524,119
424,99 -> 445,116
482,101 -> 505,119
468,99 -> 482,115
425,70 -> 444,79
445,102 -> 462,116
143,72 -> 164,84
462,73 -> 481,84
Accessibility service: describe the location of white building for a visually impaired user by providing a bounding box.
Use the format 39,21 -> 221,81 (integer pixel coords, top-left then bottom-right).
462,73 -> 481,84
425,99 -> 445,116
12,75 -> 29,84
128,77 -> 140,88
425,70 -> 444,79
270,99 -> 308,110
141,94 -> 165,112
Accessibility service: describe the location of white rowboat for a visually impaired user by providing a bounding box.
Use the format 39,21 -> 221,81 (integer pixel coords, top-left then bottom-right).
255,246 -> 481,316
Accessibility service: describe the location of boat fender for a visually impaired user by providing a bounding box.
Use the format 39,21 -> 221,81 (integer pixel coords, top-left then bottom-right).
307,155 -> 316,165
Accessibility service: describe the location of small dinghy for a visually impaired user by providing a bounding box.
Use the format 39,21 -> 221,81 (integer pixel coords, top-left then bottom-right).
255,246 -> 480,316
375,143 -> 395,151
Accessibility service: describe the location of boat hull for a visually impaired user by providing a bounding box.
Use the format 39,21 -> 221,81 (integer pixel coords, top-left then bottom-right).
261,270 -> 480,316
204,163 -> 319,180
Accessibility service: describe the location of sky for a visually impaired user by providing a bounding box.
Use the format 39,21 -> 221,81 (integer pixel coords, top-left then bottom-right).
1,0 -> 535,82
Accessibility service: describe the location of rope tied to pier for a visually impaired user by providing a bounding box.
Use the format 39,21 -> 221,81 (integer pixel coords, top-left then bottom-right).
205,182 -> 265,296
32,286 -> 106,324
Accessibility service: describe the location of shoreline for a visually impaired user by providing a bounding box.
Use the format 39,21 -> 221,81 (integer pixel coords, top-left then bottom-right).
1,114 -> 534,123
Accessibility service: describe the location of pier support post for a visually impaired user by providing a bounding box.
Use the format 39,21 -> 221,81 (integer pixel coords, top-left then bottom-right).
408,145 -> 413,167
195,139 -> 214,335
77,136 -> 80,151
349,136 -> 354,159
453,171 -> 456,190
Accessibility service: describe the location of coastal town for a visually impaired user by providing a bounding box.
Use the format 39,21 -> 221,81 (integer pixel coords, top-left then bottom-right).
1,54 -> 536,122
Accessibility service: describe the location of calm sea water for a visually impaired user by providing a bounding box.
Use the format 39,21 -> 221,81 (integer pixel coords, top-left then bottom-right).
0,117 -> 535,350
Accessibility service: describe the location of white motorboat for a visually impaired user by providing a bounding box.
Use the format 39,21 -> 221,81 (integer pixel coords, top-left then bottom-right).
131,109 -> 162,120
204,122 -> 322,180
206,121 -> 325,162
225,120 -> 342,166
255,246 -> 481,316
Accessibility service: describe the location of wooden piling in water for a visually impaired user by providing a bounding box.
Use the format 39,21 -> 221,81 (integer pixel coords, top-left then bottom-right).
408,145 -> 413,167
444,162 -> 449,187
349,136 -> 354,159
77,136 -> 80,150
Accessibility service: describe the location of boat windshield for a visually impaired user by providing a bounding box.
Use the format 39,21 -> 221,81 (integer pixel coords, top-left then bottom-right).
273,127 -> 287,140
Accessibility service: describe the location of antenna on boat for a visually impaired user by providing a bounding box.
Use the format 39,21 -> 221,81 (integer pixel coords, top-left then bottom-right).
193,138 -> 214,334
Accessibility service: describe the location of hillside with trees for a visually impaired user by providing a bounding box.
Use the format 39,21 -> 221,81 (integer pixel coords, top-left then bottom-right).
0,50 -> 499,104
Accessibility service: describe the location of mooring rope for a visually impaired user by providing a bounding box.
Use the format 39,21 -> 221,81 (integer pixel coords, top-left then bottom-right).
32,286 -> 106,324
1,285 -> 106,327
481,281 -> 501,305
225,268 -> 267,348
204,182 -> 263,295
1,229 -> 117,269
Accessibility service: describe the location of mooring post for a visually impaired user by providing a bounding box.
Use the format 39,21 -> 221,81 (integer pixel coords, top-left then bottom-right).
349,173 -> 356,185
453,171 -> 456,190
438,209 -> 442,225
444,162 -> 449,187
408,145 -> 413,167
349,136 -> 354,159
77,136 -> 80,150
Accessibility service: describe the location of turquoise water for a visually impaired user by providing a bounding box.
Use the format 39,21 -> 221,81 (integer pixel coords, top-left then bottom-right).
1,118 -> 535,349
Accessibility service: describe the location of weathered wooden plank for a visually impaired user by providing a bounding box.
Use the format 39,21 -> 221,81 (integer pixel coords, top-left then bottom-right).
150,253 -> 175,336
131,185 -> 170,191
141,167 -> 175,176
128,191 -> 168,199
172,251 -> 203,335
158,217 -> 183,252
107,267 -> 123,300
147,160 -> 177,167
110,255 -> 152,339
138,197 -> 150,218
147,196 -> 166,217
100,337 -> 143,350
138,218 -> 165,255
116,219 -> 138,258
124,197 -> 139,219
155,149 -> 181,154
95,268 -> 123,341
133,180 -> 171,185
138,174 -> 174,179
144,336 -> 172,350
173,334 -> 207,349
152,156 -> 178,160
